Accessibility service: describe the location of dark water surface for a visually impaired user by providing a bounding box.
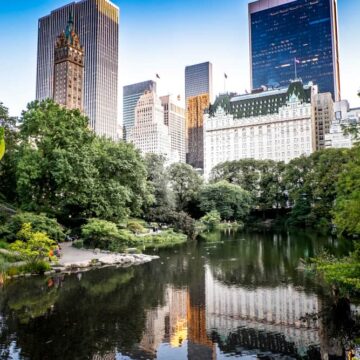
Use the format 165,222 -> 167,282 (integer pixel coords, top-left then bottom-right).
0,229 -> 359,360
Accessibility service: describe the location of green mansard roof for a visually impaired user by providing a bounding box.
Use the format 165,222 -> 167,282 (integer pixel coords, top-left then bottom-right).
207,81 -> 313,119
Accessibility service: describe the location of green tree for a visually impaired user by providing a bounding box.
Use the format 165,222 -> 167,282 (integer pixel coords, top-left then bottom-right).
168,163 -> 203,213
210,159 -> 286,211
199,181 -> 252,221
144,153 -> 173,212
333,146 -> 360,236
14,100 -> 150,223
10,223 -> 55,265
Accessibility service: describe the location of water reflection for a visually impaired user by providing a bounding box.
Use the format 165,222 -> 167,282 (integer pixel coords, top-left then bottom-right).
0,229 -> 358,359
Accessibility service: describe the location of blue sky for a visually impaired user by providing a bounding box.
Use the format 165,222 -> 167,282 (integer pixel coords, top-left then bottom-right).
0,0 -> 359,119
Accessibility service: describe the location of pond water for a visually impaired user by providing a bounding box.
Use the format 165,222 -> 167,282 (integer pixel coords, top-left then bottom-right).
0,229 -> 359,360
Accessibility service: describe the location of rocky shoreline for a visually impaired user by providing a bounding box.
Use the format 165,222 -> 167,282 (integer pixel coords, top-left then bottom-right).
5,244 -> 160,280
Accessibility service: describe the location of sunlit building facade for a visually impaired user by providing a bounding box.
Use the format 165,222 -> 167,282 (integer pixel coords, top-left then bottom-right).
123,80 -> 157,140
160,95 -> 186,163
185,62 -> 213,169
325,100 -> 360,148
203,81 -> 318,178
313,93 -> 334,150
128,91 -> 173,161
53,13 -> 84,111
36,0 -> 119,139
249,0 -> 340,100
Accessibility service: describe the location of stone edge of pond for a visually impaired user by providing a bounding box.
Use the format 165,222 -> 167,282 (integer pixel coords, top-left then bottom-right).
5,253 -> 160,280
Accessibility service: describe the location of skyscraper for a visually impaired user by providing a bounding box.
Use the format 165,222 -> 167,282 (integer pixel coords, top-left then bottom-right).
36,0 -> 119,139
249,0 -> 340,101
123,80 -> 157,140
128,91 -> 172,161
53,13 -> 84,111
160,95 -> 186,163
185,62 -> 213,169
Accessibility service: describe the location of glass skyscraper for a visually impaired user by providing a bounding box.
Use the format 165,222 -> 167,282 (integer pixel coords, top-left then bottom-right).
249,0 -> 340,100
185,62 -> 213,169
185,62 -> 213,101
36,0 -> 119,139
122,80 -> 157,140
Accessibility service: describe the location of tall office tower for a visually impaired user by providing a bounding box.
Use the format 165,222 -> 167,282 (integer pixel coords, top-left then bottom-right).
249,0 -> 341,101
313,93 -> 334,150
187,94 -> 210,169
36,0 -> 119,139
53,13 -> 84,111
128,91 -> 172,161
123,80 -> 157,140
185,62 -> 213,169
160,95 -> 186,163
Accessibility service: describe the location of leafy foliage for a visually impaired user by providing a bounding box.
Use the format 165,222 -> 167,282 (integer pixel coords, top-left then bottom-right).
200,210 -> 221,230
13,100 -> 150,223
333,146 -> 360,236
199,181 -> 252,221
0,212 -> 65,243
168,163 -> 203,213
10,223 -> 55,265
81,219 -> 122,249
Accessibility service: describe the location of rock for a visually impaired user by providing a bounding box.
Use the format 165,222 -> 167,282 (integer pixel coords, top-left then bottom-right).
93,248 -> 100,254
25,273 -> 32,277
44,271 -> 52,276
126,248 -> 138,254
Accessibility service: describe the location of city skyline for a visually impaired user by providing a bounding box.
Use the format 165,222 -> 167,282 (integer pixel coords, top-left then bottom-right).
1,0 -> 360,119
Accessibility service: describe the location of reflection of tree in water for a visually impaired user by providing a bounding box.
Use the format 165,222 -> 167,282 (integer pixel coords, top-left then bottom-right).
0,231 -> 358,360
205,229 -> 342,292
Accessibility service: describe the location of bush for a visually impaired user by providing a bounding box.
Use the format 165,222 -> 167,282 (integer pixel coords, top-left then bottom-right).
10,223 -> 56,265
72,239 -> 84,249
21,260 -> 51,274
200,210 -> 221,230
81,218 -> 121,249
127,220 -> 146,234
1,212 -> 65,243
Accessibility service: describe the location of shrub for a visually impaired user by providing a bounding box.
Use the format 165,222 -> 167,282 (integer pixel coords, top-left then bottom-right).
72,239 -> 84,249
10,223 -> 56,265
81,218 -> 121,249
21,260 -> 51,274
1,212 -> 65,243
127,220 -> 146,234
200,210 -> 221,230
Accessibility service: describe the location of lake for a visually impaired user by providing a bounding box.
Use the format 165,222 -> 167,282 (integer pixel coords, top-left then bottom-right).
0,229 -> 359,359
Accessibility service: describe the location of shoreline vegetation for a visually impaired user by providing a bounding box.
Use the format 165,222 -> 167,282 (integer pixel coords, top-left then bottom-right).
0,100 -> 359,293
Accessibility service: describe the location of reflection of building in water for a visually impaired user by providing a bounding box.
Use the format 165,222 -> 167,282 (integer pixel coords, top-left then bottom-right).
187,259 -> 216,360
205,266 -> 320,351
139,286 -> 188,356
92,352 -> 116,360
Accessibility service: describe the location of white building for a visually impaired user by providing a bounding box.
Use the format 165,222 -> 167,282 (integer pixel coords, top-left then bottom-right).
325,100 -> 360,149
204,81 -> 318,178
160,95 -> 186,163
128,91 -> 173,162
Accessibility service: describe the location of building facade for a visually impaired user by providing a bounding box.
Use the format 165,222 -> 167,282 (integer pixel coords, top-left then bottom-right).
325,101 -> 360,148
249,0 -> 341,100
53,13 -> 84,111
185,62 -> 213,169
128,91 -> 173,161
36,0 -> 119,139
160,95 -> 186,163
123,80 -> 157,140
187,94 -> 210,169
313,93 -> 334,150
203,81 -> 318,178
